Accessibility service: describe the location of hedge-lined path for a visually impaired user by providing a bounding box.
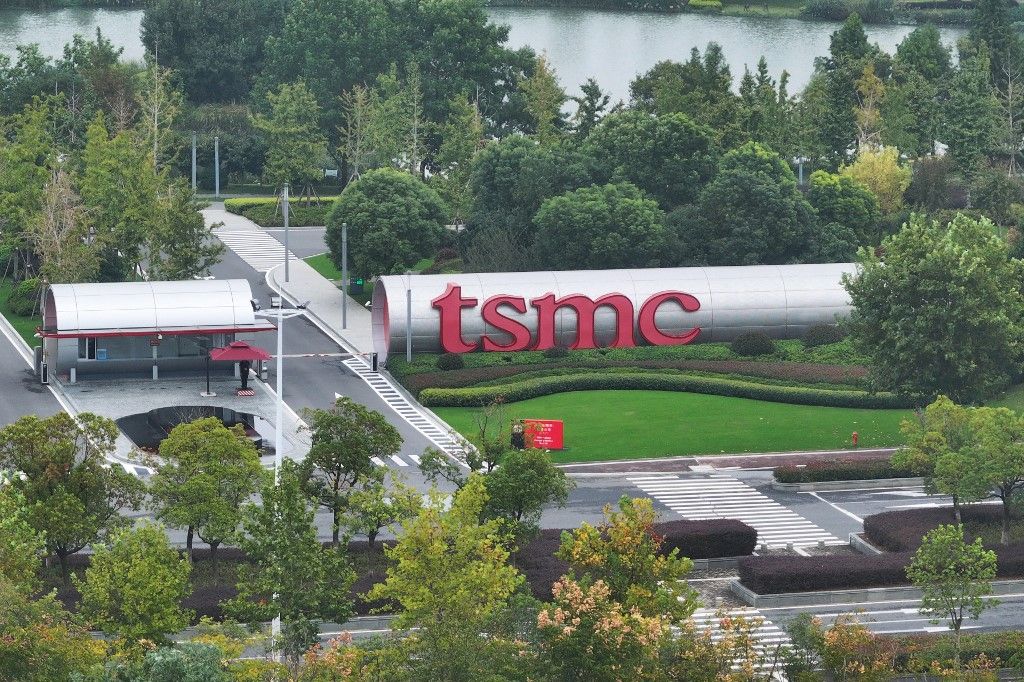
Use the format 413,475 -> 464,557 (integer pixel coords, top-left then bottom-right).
630,473 -> 843,548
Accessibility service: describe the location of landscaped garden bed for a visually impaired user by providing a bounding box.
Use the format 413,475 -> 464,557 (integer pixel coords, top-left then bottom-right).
224,196 -> 337,227
774,458 -> 917,484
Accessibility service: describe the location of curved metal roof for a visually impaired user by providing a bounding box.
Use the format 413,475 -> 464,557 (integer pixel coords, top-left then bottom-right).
43,279 -> 267,336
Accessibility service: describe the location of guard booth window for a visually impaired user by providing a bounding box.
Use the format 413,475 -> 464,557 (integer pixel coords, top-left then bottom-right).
78,337 -> 97,360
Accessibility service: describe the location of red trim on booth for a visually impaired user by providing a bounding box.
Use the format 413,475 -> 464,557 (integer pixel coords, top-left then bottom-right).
36,325 -> 277,339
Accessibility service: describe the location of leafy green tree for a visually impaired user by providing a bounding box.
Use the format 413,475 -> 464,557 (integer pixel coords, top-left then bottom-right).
670,141 -> 815,265
907,524 -> 998,671
298,396 -> 403,546
483,449 -> 573,541
29,166 -> 100,284
0,483 -> 44,592
146,181 -> 224,280
141,0 -> 286,103
807,169 -> 880,245
0,98 -> 53,277
971,406 -> 1024,545
880,70 -> 940,157
585,110 -> 718,208
0,577 -> 104,680
0,412 -> 143,583
533,182 -> 668,270
520,53 -> 566,145
738,57 -> 797,159
815,14 -> 872,164
139,642 -> 229,682
432,95 -> 484,227
970,0 -> 1024,91
75,521 -> 193,648
148,416 -> 264,567
344,474 -> 422,549
252,80 -> 326,194
367,476 -> 526,681
840,145 -> 912,215
225,461 -> 355,664
971,167 -> 1024,225
326,168 -> 446,278
843,213 -> 1024,403
556,496 -> 698,625
943,51 -> 1001,177
894,396 -> 990,523
894,24 -> 952,84
570,77 -> 611,139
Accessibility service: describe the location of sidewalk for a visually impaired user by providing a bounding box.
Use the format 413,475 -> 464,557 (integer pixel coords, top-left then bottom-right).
267,259 -> 374,355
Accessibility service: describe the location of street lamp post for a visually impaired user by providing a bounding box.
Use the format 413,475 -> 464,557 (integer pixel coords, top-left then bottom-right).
283,183 -> 290,283
254,300 -> 307,661
341,222 -> 347,329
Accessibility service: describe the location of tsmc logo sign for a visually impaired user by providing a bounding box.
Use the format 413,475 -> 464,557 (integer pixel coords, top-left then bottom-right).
431,284 -> 701,353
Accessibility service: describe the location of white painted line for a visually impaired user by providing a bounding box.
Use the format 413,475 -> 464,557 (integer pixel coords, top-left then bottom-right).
809,490 -> 864,523
390,455 -> 408,467
371,456 -> 386,467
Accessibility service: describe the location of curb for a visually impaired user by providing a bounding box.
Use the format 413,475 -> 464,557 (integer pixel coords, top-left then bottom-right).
771,477 -> 925,492
0,311 -> 79,418
691,556 -> 745,570
848,532 -> 883,555
730,578 -> 1024,609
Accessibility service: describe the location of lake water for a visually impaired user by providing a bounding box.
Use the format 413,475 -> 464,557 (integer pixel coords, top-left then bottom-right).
0,6 -> 967,100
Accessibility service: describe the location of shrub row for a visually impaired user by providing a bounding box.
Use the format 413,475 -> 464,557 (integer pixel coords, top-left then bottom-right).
739,542 -> 1024,594
418,371 -> 913,409
223,196 -> 338,212
519,520 -> 756,600
863,505 -> 1008,553
888,631 -> 1024,673
773,458 -> 916,484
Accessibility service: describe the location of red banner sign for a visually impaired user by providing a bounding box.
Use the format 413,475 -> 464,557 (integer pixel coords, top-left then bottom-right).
524,419 -> 564,450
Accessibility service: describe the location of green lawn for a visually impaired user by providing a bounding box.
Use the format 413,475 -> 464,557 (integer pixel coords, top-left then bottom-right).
433,390 -> 911,463
303,253 -> 374,306
0,280 -> 40,347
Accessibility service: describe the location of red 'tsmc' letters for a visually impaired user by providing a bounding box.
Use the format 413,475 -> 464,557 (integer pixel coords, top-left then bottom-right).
430,284 -> 701,353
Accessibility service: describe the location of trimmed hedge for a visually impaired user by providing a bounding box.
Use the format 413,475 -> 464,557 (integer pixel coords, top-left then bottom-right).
738,542 -> 1024,594
436,352 -> 465,371
418,371 -> 913,409
864,505 -> 1010,553
774,458 -> 916,484
730,332 -> 776,357
658,519 -> 757,559
803,324 -> 846,348
224,196 -> 337,227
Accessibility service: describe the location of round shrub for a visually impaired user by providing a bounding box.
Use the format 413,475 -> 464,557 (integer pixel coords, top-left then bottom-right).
436,353 -> 465,371
730,332 -> 776,357
7,278 -> 40,317
802,324 -> 846,348
542,346 -> 570,359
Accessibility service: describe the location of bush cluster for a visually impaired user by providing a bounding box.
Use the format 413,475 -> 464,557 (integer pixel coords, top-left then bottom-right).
687,0 -> 722,9
7,278 -> 40,317
889,631 -> 1024,672
729,332 -> 776,357
800,0 -> 894,21
802,324 -> 846,348
739,542 -> 1024,594
863,505 -> 1007,553
224,196 -> 336,227
773,458 -> 916,484
435,353 -> 465,371
541,346 -> 570,359
419,371 -> 912,409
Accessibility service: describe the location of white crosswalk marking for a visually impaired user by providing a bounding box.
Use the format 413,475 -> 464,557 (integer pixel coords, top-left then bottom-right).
630,474 -> 841,548
389,454 -> 408,467
213,228 -> 298,272
341,360 -> 468,465
690,607 -> 789,674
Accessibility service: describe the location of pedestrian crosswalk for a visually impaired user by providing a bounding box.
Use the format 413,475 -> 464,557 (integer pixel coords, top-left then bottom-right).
341,359 -> 469,466
629,473 -> 842,548
690,607 -> 790,675
213,228 -> 298,272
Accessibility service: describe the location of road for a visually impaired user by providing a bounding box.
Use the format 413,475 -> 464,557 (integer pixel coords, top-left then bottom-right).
0,317 -> 64,425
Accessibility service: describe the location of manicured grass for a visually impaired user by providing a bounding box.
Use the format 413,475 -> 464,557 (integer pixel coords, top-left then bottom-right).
433,389 -> 910,463
0,280 -> 40,347
303,253 -> 374,306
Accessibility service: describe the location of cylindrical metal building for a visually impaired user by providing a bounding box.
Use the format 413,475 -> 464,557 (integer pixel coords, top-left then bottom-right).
372,263 -> 857,363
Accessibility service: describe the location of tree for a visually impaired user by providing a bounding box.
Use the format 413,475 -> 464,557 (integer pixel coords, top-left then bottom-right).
0,577 -> 104,680
880,70 -> 940,157
252,80 -> 326,195
75,522 -> 193,648
326,168 -> 446,278
556,496 -> 698,625
943,51 -> 1001,178
971,167 -> 1024,225
814,14 -> 872,164
971,406 -> 1024,545
29,166 -> 100,284
520,53 -> 566,145
148,416 -> 265,567
139,642 -> 230,682
840,146 -> 911,215
145,181 -> 224,280
141,0 -> 286,103
297,396 -> 403,546
807,169 -> 880,245
225,461 -> 355,665
854,63 -> 885,149
0,412 -> 143,583
432,95 -> 484,228
343,473 -> 422,549
738,57 -> 797,159
670,141 -> 815,266
585,110 -> 718,208
894,24 -> 952,84
0,98 -> 53,278
367,476 -> 525,681
844,213 -> 1024,403
135,60 -> 182,174
532,182 -> 668,270
483,449 -> 573,541
0,484 -> 44,593
570,77 -> 611,139
907,524 -> 998,671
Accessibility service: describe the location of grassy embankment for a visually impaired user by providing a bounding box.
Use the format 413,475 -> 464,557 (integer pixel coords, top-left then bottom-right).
303,253 -> 437,307
0,280 -> 40,347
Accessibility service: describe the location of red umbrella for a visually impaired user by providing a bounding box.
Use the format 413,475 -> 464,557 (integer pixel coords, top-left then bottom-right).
205,341 -> 272,395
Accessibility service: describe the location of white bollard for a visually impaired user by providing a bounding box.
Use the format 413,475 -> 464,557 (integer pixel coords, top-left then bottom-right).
69,367 -> 76,384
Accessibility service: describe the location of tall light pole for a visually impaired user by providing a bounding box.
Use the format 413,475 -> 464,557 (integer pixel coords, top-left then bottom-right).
254,300 -> 307,661
191,132 -> 197,192
214,136 -> 220,197
283,183 -> 290,283
341,222 -> 347,329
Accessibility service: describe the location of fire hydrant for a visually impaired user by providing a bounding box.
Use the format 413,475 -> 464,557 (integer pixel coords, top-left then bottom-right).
852,431 -> 859,448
